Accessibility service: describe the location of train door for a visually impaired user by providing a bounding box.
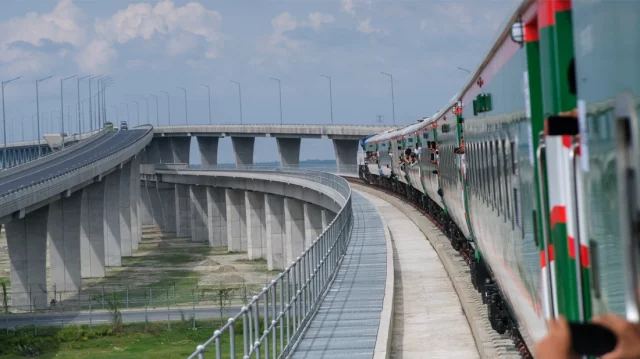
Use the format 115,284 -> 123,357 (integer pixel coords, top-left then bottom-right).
456,101 -> 476,242
573,0 -> 640,320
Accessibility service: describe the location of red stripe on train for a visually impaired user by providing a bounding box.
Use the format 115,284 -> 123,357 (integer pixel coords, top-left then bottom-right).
550,206 -> 567,229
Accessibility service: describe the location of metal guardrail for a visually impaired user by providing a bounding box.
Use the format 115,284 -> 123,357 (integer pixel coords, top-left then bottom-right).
0,126 -> 154,219
186,169 -> 353,359
148,163 -> 359,177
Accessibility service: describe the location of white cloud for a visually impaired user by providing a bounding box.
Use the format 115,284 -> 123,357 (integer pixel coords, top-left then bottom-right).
166,32 -> 200,56
76,38 -> 117,73
356,18 -> 387,35
256,12 -> 301,62
341,0 -> 356,16
0,0 -> 86,76
307,12 -> 335,31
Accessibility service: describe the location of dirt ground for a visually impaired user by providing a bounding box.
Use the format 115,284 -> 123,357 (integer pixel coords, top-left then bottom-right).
0,226 -> 280,299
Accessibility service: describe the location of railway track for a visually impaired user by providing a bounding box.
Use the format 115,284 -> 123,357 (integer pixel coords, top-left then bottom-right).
345,175 -> 533,359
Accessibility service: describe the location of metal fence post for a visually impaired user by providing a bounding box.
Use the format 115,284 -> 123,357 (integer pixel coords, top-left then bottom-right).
229,318 -> 236,358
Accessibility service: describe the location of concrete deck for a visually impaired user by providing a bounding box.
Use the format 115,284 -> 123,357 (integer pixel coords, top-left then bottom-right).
290,192 -> 388,359
358,190 -> 479,359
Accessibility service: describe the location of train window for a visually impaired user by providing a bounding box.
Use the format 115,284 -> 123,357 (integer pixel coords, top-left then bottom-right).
513,188 -> 521,230
495,140 -> 503,215
489,141 -> 496,209
510,141 -> 517,175
408,138 -> 413,143
483,142 -> 489,204
502,139 -> 510,222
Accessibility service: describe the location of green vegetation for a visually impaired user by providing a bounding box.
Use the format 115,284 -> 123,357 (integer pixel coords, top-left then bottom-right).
0,320 -> 243,358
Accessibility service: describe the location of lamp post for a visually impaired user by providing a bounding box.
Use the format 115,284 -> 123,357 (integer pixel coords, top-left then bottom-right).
110,105 -> 119,123
160,91 -> 170,125
2,76 -> 21,168
177,87 -> 188,125
35,75 -> 53,158
122,103 -> 130,127
320,75 -> 334,124
60,75 -> 77,148
269,78 -> 283,125
88,75 -> 102,131
132,101 -> 140,127
149,94 -> 159,126
21,116 -> 27,142
139,96 -> 150,125
380,72 -> 396,126
230,80 -> 243,124
200,84 -> 212,125
77,75 -> 91,135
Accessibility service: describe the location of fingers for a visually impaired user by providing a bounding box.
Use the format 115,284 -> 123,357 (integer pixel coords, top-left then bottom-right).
592,314 -> 627,334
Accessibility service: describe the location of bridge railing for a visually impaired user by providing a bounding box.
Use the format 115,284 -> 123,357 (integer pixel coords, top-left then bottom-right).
0,126 -> 154,220
186,169 -> 353,359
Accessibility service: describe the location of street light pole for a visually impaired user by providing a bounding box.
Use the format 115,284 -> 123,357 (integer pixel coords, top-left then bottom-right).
132,101 -> 140,127
110,105 -> 119,123
320,75 -> 333,124
122,103 -> 130,127
200,84 -> 212,125
177,87 -> 188,125
380,72 -> 396,126
21,116 -> 26,142
149,94 -> 159,126
36,75 -> 53,158
2,76 -> 21,168
77,75 -> 91,135
160,91 -> 170,125
60,75 -> 77,148
269,78 -> 283,125
139,97 -> 150,125
230,80 -> 243,124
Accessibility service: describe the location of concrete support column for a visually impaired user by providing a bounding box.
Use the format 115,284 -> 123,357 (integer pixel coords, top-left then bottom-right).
190,186 -> 208,243
206,187 -> 227,248
5,206 -> 49,309
158,184 -> 176,233
276,138 -> 301,168
139,182 -> 155,226
332,139 -> 359,174
175,184 -> 192,238
119,161 -> 133,257
104,170 -> 121,267
171,137 -> 191,164
80,181 -> 106,278
157,137 -> 174,163
231,137 -> 255,167
48,191 -> 83,292
321,209 -> 334,230
226,189 -> 247,251
265,194 -> 286,271
130,156 -> 141,249
197,137 -> 219,168
303,203 -> 323,249
148,184 -> 165,230
144,138 -> 161,164
285,198 -> 305,265
245,191 -> 266,259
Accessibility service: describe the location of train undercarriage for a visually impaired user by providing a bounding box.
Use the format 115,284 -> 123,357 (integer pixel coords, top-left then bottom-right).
358,165 -> 532,358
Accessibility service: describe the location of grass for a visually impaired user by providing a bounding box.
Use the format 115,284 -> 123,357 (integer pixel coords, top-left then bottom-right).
0,320 -> 250,359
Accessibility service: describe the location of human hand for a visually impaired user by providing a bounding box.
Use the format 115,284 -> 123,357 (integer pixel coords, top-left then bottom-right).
592,314 -> 640,359
535,316 -> 577,359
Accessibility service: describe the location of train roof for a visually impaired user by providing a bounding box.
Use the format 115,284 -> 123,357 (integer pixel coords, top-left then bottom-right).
364,128 -> 397,144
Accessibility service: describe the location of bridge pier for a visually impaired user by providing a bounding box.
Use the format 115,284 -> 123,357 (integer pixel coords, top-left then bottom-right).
226,189 -> 247,251
190,186 -> 208,243
175,184 -> 192,238
265,194 -> 286,271
231,137 -> 254,167
158,184 -> 176,233
171,137 -> 190,164
197,137 -> 219,168
321,209 -> 333,229
276,138 -> 301,168
285,198 -> 305,264
80,181 -> 106,278
5,206 -> 49,310
304,203 -> 323,248
119,161 -> 133,257
156,137 -> 174,164
206,187 -> 227,248
130,156 -> 141,249
48,191 -> 83,293
332,139 -> 359,174
144,138 -> 161,164
139,182 -> 155,227
246,191 -> 266,259
104,171 -> 121,267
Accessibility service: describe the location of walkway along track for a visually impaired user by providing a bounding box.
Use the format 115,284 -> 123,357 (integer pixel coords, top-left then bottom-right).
346,178 -> 530,359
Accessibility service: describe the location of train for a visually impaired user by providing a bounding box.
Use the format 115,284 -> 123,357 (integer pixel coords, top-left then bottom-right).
358,0 -> 640,356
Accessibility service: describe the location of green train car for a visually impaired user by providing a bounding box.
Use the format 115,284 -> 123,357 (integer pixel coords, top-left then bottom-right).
359,0 -> 640,356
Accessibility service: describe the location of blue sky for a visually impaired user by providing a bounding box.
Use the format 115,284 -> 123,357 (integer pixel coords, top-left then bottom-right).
0,0 -> 518,163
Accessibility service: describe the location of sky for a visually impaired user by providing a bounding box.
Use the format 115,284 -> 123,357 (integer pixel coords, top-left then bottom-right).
0,0 -> 519,163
